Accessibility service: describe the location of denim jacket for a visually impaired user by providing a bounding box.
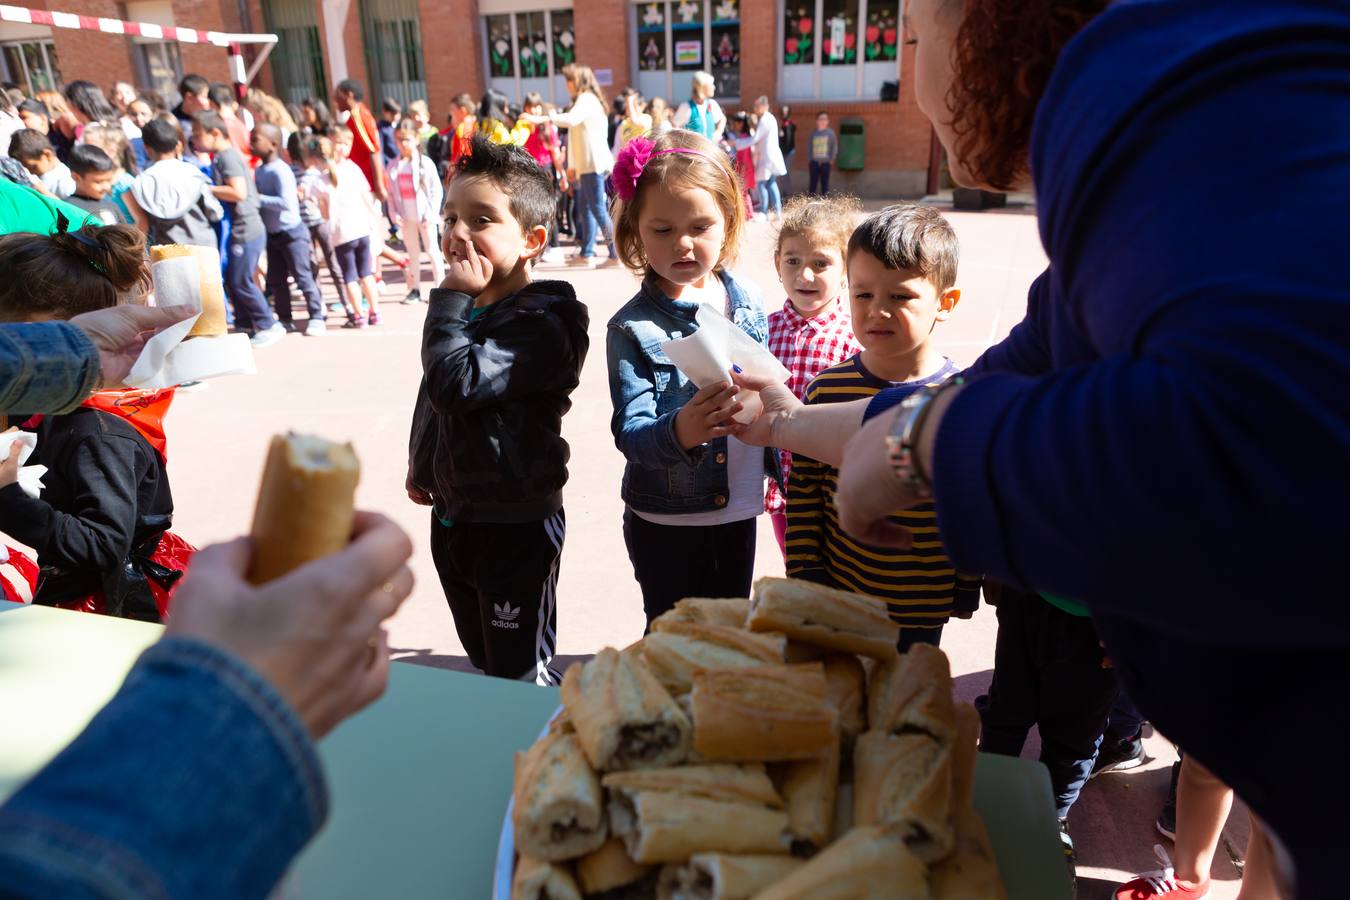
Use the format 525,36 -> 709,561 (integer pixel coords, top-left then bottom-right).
0,322 -> 101,415
607,270 -> 780,514
0,637 -> 326,899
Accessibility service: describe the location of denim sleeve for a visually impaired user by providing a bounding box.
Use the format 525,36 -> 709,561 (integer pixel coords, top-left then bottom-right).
0,322 -> 100,415
0,637 -> 328,900
605,326 -> 696,468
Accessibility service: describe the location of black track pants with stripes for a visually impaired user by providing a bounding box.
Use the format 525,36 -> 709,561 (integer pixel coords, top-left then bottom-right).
429,510 -> 564,685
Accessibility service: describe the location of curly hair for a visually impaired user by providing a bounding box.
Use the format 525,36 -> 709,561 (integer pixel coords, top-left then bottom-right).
947,0 -> 1108,191
776,193 -> 864,260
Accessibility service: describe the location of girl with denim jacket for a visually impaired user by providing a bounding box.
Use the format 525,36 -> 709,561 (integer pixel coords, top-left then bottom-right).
606,130 -> 778,624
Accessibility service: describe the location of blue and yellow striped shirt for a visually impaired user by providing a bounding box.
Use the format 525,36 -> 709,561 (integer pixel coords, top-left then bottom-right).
785,354 -> 980,629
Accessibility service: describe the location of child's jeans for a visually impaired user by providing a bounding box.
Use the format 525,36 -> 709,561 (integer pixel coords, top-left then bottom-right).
622,508 -> 756,626
976,585 -> 1118,819
224,235 -> 275,335
265,225 -> 325,325
400,218 -> 446,292
809,161 -> 832,195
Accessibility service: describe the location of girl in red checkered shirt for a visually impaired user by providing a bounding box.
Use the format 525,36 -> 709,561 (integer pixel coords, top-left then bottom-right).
764,195 -> 864,555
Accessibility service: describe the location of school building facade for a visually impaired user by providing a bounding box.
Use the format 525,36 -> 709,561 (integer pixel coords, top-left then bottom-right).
1,0 -> 939,196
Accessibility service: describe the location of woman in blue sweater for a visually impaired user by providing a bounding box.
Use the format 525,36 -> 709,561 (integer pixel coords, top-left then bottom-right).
740,0 -> 1350,894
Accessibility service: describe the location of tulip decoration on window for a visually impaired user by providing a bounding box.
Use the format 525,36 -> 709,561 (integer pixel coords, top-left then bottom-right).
783,7 -> 814,64
865,5 -> 898,60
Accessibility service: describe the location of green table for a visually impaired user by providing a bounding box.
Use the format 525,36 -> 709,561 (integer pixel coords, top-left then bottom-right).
0,604 -> 1070,898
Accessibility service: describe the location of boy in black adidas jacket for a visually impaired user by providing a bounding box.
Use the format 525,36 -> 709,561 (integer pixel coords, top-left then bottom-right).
408,136 -> 589,685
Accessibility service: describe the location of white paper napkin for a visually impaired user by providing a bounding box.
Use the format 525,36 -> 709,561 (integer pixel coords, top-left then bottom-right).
0,430 -> 47,499
661,304 -> 790,423
125,255 -> 256,390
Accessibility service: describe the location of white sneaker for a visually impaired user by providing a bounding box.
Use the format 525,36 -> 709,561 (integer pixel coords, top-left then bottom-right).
305,318 -> 326,337
250,322 -> 287,348
541,247 -> 567,265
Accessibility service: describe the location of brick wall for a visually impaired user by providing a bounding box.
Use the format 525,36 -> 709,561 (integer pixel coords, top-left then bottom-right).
419,0 -> 483,124
37,0 -> 140,93
172,0 -> 243,84
575,0 -> 630,97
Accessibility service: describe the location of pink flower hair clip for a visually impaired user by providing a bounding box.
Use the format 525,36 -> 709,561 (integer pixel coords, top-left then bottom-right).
611,137 -> 655,202
610,136 -> 717,201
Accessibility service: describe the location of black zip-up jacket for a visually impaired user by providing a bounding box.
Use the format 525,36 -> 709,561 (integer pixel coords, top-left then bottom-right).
410,281 -> 589,524
0,407 -> 173,616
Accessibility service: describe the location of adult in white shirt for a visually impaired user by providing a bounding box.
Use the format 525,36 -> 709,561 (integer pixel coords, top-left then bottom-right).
673,71 -> 726,142
522,64 -> 618,266
736,96 -> 787,219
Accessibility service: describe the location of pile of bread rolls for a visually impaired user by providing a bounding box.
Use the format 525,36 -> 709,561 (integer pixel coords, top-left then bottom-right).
510,577 -> 1007,900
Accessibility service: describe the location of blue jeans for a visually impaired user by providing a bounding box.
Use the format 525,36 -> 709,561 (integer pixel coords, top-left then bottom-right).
576,172 -> 616,259
0,637 -> 326,898
757,178 -> 783,216
266,225 -> 325,324
225,235 -> 276,334
809,160 -> 831,195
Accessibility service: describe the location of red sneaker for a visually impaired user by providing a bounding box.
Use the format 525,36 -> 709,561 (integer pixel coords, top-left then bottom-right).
1115,846 -> 1210,899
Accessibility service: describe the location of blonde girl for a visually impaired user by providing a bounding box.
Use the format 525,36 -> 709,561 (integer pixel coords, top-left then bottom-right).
605,129 -> 773,624
385,117 -> 446,303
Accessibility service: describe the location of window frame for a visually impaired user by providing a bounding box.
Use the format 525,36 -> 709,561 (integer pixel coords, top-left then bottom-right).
480,3 -> 575,106
628,0 -> 741,107
778,0 -> 902,102
0,39 -> 60,94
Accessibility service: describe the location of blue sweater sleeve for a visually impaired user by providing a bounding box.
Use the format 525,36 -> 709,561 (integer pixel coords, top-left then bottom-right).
0,637 -> 327,899
0,322 -> 100,414
928,2 -> 1350,648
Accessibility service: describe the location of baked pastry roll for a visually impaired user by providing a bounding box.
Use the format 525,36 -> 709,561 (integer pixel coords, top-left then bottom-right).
820,653 -> 866,749
513,731 -> 608,861
931,806 -> 1008,900
639,623 -> 785,695
747,578 -> 899,660
575,838 -> 653,895
562,648 -> 692,772
751,825 -> 930,899
603,772 -> 791,864
511,855 -> 583,900
149,243 -> 228,337
868,644 -> 956,741
602,763 -> 783,807
778,726 -> 840,854
950,702 -> 982,811
690,664 -> 837,762
852,730 -> 953,863
651,597 -> 750,630
657,853 -> 804,900
247,433 -> 359,584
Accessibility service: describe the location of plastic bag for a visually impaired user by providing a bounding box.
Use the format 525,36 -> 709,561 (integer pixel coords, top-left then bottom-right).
0,544 -> 38,604
51,527 -> 196,622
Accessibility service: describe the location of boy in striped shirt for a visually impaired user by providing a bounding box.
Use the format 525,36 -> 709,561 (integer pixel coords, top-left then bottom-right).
786,205 -> 979,650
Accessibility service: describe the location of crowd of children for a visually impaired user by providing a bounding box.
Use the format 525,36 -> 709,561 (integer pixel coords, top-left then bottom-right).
0,69 -> 1208,898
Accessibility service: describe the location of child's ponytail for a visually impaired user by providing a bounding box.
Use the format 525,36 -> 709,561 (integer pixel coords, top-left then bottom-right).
0,217 -> 149,322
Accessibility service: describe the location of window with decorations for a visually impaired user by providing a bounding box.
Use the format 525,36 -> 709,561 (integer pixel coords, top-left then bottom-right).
632,0 -> 739,106
781,0 -> 899,100
483,3 -> 576,106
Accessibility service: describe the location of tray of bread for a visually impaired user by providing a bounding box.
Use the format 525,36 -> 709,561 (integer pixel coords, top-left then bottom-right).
494,576 -> 1019,899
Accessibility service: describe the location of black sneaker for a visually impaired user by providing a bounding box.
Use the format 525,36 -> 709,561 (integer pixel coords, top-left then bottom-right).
1156,759 -> 1181,840
1091,732 -> 1145,778
402,289 -> 421,305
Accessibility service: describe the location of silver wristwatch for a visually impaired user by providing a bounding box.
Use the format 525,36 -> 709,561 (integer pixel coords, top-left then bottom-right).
883,377 -> 963,498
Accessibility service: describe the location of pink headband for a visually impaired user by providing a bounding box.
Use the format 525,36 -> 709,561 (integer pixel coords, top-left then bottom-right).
610,136 -> 724,202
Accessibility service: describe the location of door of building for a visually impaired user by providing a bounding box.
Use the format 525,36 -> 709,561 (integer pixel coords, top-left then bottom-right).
262,0 -> 328,105
360,0 -> 426,109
